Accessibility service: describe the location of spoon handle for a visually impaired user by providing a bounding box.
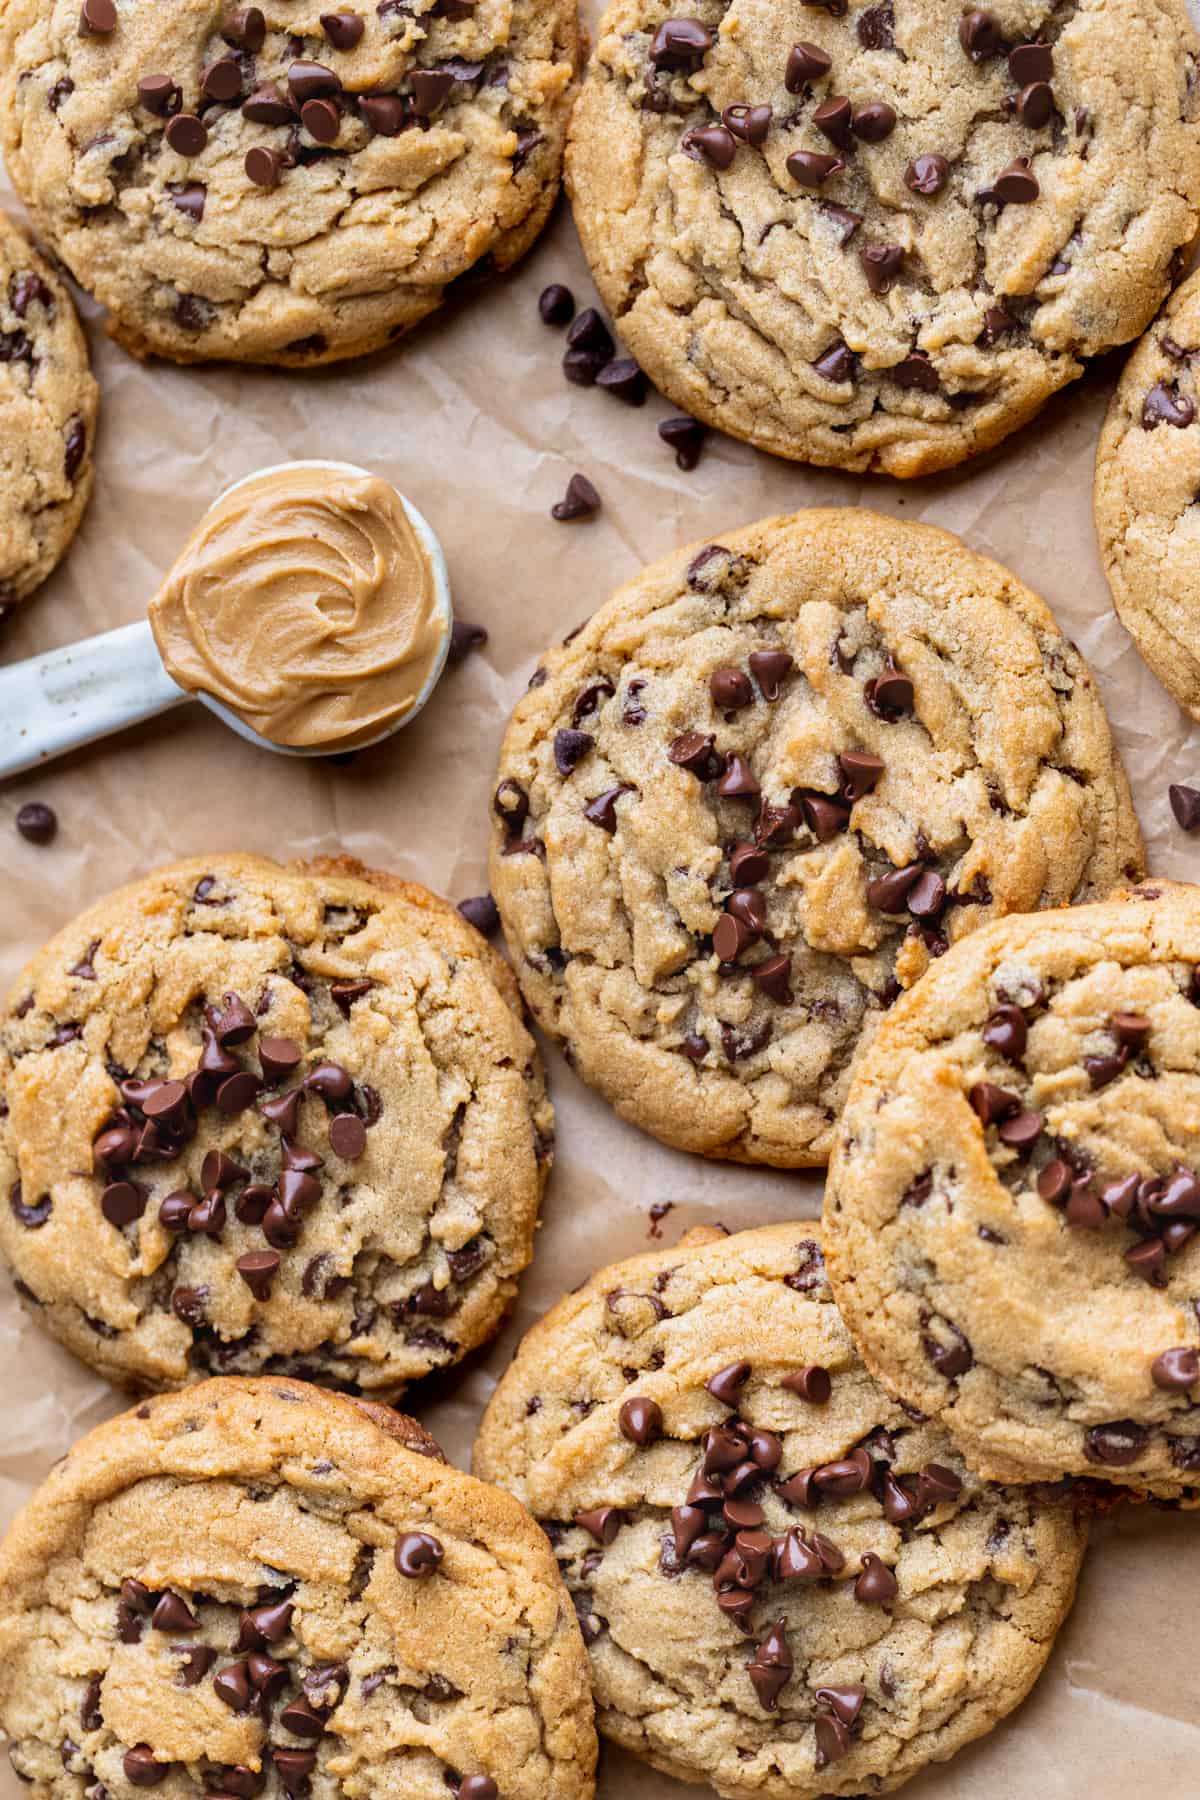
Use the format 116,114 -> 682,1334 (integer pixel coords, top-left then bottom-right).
0,619 -> 188,781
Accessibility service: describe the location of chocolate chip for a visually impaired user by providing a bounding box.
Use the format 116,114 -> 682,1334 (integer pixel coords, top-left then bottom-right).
853,100 -> 896,141
1143,383 -> 1195,429
747,1618 -> 792,1710
138,73 -> 181,115
539,282 -> 574,325
782,1364 -> 830,1403
236,1250 -> 281,1301
682,123 -> 736,169
1014,80 -> 1054,127
658,414 -> 709,469
1169,783 -> 1200,831
322,10 -> 364,48
165,113 -> 207,155
860,242 -> 908,297
722,103 -> 772,146
289,60 -> 341,103
79,0 -> 116,33
595,357 -> 648,404
697,1365 -> 750,1416
959,9 -> 1003,61
223,7 -> 266,51
649,18 -> 713,69
457,894 -> 499,936
552,473 -> 601,521
1084,1420 -> 1149,1467
394,1531 -> 443,1577
987,156 -> 1039,203
854,1552 -> 898,1606
16,802 -> 57,844
716,755 -> 760,799
123,1746 -> 168,1787
787,150 -> 845,188
301,96 -> 341,141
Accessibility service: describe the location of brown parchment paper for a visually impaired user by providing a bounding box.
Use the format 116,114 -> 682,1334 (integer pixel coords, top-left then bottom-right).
1,6 -> 1199,1789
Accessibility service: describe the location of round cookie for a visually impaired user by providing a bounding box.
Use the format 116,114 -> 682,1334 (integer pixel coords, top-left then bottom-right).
474,1222 -> 1088,1800
567,0 -> 1200,478
1095,266 -> 1200,720
824,880 -> 1200,1501
0,0 -> 578,366
489,509 -> 1143,1167
0,852 -> 554,1395
0,209 -> 97,608
0,1375 -> 598,1799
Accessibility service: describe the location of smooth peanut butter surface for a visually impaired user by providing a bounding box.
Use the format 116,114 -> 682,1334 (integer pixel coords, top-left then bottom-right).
149,467 -> 446,750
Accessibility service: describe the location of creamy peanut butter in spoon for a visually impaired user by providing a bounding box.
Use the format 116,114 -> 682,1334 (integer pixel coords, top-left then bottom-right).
148,466 -> 447,751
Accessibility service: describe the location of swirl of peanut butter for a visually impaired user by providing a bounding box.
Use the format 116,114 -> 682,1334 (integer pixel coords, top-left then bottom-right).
148,467 -> 447,751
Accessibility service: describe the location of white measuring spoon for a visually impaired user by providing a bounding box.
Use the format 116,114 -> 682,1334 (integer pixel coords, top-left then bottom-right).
0,461 -> 454,779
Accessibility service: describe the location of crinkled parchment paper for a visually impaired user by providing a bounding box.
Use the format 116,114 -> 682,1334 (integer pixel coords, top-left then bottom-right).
0,2 -> 1197,1789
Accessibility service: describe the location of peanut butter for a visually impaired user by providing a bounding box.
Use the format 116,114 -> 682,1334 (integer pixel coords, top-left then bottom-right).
148,466 -> 447,751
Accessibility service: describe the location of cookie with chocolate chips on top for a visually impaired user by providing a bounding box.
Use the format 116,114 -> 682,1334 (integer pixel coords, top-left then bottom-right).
824,881 -> 1200,1501
475,1223 -> 1087,1800
0,852 -> 553,1394
0,1376 -> 597,1799
0,210 -> 97,610
490,509 -> 1142,1167
567,0 -> 1200,476
1095,266 -> 1200,722
0,0 -> 578,365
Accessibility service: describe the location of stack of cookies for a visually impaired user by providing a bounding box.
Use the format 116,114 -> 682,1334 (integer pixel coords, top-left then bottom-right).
1,3 -> 1199,1800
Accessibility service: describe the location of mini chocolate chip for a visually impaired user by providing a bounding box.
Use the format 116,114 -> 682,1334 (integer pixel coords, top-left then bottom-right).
321,10 -> 364,49
552,473 -> 601,521
165,113 -> 207,155
649,17 -> 713,69
854,1552 -> 898,1606
723,103 -> 772,146
782,1364 -> 830,1403
682,123 -> 736,169
16,802 -> 57,844
395,1532 -> 443,1576
1144,383 -> 1195,429
658,415 -> 708,469
1169,783 -> 1200,831
786,41 -> 832,87
959,9 -> 1003,61
905,153 -> 950,194
538,282 -> 574,325
1152,1347 -> 1199,1390
853,100 -> 895,141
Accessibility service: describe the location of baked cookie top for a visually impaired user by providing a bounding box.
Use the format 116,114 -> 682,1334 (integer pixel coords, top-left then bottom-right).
824,881 -> 1200,1501
0,0 -> 578,366
489,508 -> 1143,1167
0,208 -> 97,607
0,1376 -> 597,1800
567,0 -> 1200,477
475,1223 -> 1087,1800
0,853 -> 553,1395
1095,266 -> 1200,721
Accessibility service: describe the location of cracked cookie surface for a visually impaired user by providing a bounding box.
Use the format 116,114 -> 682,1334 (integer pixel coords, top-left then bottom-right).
567,0 -> 1200,477
0,0 -> 578,366
474,1222 -> 1087,1800
824,881 -> 1200,1501
1095,267 -> 1200,721
0,1375 -> 598,1800
0,208 -> 97,607
489,508 -> 1142,1167
0,852 -> 553,1395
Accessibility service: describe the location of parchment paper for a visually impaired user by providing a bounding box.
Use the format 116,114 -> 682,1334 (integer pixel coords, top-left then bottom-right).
1,5 -> 1198,1788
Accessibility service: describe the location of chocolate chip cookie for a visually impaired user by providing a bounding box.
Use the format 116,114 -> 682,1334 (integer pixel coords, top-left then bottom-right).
0,1375 -> 598,1799
474,1223 -> 1087,1800
490,509 -> 1143,1167
0,0 -> 578,366
1095,267 -> 1200,720
567,0 -> 1200,477
0,209 -> 97,609
824,880 -> 1200,1501
0,853 -> 553,1394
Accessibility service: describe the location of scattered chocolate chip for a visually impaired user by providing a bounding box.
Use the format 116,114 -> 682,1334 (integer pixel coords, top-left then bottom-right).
1143,383 -> 1195,429
538,282 -> 574,325
552,473 -> 601,521
723,103 -> 772,145
658,415 -> 708,469
786,41 -> 832,87
15,802 -> 57,844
